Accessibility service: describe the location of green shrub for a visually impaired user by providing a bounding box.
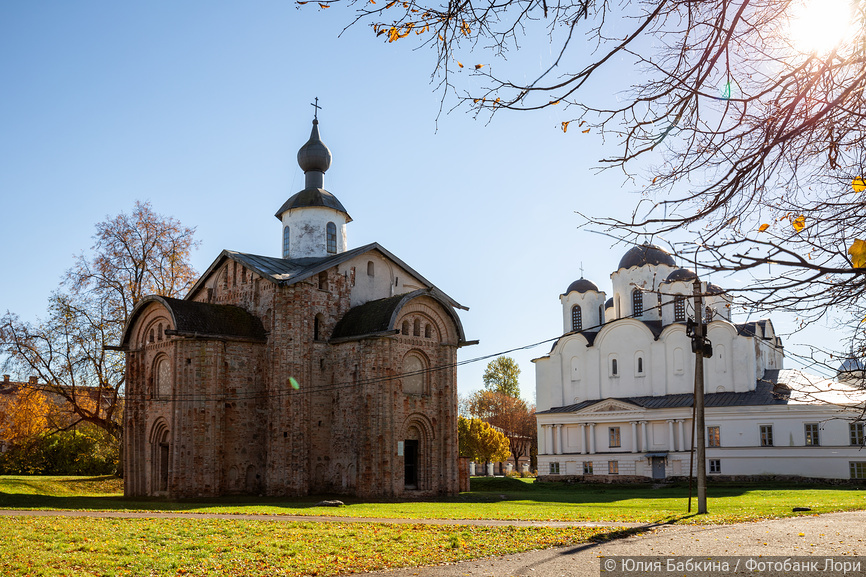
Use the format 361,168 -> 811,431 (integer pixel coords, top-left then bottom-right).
0,429 -> 118,475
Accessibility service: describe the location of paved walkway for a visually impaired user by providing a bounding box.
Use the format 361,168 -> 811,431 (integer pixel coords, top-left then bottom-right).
356,510 -> 866,576
0,508 -> 642,528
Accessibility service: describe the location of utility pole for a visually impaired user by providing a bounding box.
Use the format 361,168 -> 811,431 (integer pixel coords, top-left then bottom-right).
692,277 -> 708,514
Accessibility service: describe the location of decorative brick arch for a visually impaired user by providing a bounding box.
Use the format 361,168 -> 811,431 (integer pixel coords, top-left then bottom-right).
148,418 -> 171,495
400,413 -> 435,491
396,295 -> 460,345
401,349 -> 430,395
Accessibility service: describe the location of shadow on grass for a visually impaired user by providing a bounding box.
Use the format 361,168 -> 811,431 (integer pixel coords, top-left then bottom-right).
0,475 -> 860,518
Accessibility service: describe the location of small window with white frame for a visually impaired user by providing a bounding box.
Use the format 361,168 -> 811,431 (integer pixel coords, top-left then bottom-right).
608,461 -> 619,475
760,425 -> 773,447
709,459 -> 721,474
583,461 -> 593,475
609,427 -> 621,448
851,422 -> 865,446
549,462 -> 560,475
707,426 -> 720,447
804,423 -> 820,446
635,351 -> 645,376
850,462 -> 866,479
609,355 -> 619,377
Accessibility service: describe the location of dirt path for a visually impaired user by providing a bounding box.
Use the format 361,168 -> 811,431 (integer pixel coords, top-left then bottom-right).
355,510 -> 866,577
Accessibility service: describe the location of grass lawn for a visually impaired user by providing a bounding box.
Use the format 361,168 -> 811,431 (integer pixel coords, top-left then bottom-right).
1,475 -> 864,576
2,475 -> 864,524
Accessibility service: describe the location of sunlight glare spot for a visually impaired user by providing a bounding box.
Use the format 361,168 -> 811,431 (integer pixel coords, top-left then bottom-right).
788,0 -> 855,54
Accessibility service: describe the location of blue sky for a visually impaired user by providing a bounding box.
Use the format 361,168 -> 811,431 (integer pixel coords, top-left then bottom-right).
0,2 -> 841,401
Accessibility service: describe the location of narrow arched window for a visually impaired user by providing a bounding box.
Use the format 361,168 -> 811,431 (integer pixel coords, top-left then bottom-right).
611,358 -> 618,376
705,306 -> 713,322
424,323 -> 432,338
157,323 -> 163,341
413,319 -> 421,336
674,296 -> 686,321
318,271 -> 327,290
367,261 -> 374,276
598,305 -> 604,324
401,320 -> 409,335
637,357 -> 644,374
283,226 -> 291,258
314,314 -> 324,341
326,222 -> 337,254
632,289 -> 643,317
571,305 -> 582,332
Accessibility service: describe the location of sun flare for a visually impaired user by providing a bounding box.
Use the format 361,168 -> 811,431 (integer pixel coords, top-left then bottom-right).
787,0 -> 857,54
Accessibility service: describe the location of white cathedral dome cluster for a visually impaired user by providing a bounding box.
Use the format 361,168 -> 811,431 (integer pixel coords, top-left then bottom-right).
534,244 -> 866,481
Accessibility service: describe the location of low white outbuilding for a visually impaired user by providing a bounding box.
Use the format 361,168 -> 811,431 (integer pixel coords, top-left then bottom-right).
534,244 -> 866,481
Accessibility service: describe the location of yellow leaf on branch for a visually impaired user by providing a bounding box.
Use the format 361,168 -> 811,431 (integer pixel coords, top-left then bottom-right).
849,239 -> 866,268
792,215 -> 805,232
457,61 -> 463,68
561,121 -> 569,133
475,64 -> 484,69
853,177 -> 866,193
758,223 -> 770,232
582,128 -> 590,133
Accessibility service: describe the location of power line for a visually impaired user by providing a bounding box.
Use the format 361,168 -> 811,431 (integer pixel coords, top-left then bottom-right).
124,289 -> 732,403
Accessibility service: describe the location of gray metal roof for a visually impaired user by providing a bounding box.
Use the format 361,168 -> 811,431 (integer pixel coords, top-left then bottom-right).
537,372 -> 790,414
188,242 -> 466,311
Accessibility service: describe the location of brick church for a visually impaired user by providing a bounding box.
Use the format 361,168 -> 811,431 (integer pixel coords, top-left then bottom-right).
119,116 -> 471,498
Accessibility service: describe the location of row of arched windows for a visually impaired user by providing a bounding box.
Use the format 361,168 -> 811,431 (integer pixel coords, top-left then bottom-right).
572,294 -> 716,329
401,318 -> 434,339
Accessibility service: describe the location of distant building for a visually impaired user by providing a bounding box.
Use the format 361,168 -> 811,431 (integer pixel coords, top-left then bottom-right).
535,244 -> 866,481
120,117 -> 472,498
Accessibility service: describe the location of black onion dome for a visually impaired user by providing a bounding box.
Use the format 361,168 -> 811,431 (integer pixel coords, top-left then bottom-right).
663,268 -> 698,283
617,244 -> 676,270
604,298 -> 614,309
707,283 -> 725,295
297,119 -> 332,173
565,278 -> 600,295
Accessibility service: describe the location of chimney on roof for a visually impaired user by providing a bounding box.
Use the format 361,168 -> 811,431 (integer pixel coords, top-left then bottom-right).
28,376 -> 37,385
3,375 -> 9,384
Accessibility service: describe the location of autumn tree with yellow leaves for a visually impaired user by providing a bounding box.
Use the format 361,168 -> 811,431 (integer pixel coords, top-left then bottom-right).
458,416 -> 511,466
307,0 -> 866,374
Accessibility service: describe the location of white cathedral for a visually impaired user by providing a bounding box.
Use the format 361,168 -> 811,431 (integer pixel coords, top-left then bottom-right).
534,244 -> 866,480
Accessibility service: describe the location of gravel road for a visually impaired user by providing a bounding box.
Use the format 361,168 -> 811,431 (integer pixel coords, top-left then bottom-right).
356,511 -> 866,577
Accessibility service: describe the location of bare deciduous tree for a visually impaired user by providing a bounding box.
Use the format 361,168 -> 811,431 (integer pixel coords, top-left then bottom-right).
1,202 -> 199,441
315,0 -> 866,369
